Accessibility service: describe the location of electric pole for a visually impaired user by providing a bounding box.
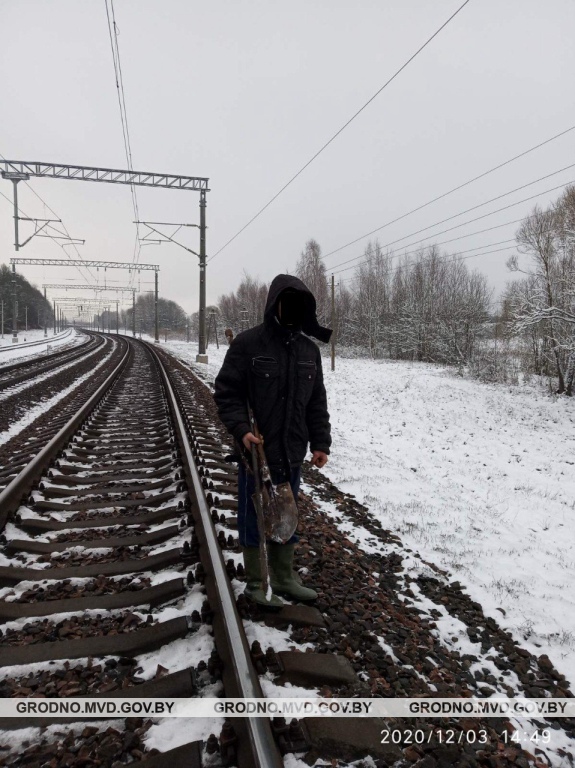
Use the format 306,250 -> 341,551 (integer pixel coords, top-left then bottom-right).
197,189 -> 208,363
154,271 -> 159,343
331,274 -> 336,372
10,176 -> 22,344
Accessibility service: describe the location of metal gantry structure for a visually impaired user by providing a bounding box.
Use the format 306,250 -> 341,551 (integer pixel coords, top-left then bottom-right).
2,160 -> 209,359
12,259 -> 158,341
42,283 -> 137,292
10,259 -> 158,270
42,283 -> 137,334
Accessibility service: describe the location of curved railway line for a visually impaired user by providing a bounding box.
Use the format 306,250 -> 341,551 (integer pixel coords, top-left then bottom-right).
0,331 -> 99,393
0,336 -> 574,767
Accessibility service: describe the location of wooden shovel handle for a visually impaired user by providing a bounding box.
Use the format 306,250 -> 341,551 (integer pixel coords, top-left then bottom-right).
251,418 -> 268,465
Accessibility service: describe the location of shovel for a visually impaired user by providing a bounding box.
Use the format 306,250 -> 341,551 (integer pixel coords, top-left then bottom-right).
248,405 -> 299,544
250,440 -> 273,603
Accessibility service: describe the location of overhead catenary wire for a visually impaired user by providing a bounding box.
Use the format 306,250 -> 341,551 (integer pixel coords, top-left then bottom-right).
104,0 -> 141,281
327,167 -> 575,275
322,124 -> 575,261
11,182 -> 95,281
208,0 -> 472,263
338,243 -> 519,285
0,183 -> 95,285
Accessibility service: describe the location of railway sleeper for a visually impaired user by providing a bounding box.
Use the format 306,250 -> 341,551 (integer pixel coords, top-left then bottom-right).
17,506 -> 186,532
38,478 -> 178,497
33,489 -> 178,511
0,547 -> 184,586
54,457 -> 176,474
63,443 -> 175,459
76,433 -> 172,447
0,577 -> 186,621
6,525 -> 180,553
48,467 -> 180,484
0,667 -> 197,730
80,426 -> 172,439
0,615 -> 193,667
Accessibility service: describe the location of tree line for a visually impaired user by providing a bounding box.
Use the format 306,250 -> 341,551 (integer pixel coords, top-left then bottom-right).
215,239 -> 492,368
213,184 -> 575,396
503,186 -> 575,395
0,265 -> 54,333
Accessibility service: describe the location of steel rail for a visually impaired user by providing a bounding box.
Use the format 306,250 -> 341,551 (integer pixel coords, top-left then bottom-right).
0,336 -> 131,530
0,328 -> 72,353
0,332 -> 97,380
149,343 -> 284,768
0,338 -> 102,392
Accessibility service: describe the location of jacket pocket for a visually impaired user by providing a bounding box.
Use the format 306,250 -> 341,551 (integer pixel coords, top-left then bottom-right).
250,357 -> 281,445
251,356 -> 279,379
296,360 -> 316,403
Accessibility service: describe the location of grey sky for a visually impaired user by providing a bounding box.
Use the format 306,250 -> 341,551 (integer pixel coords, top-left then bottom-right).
1,0 -> 574,316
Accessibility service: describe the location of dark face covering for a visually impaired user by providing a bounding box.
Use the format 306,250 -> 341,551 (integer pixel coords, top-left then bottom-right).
278,290 -> 307,330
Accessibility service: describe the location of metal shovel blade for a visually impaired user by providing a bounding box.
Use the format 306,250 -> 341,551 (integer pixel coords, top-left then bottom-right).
260,482 -> 299,543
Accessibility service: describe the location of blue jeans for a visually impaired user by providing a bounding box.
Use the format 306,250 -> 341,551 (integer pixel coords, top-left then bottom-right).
238,464 -> 301,548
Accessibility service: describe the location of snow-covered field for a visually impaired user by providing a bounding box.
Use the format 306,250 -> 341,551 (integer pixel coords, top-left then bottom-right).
164,339 -> 575,688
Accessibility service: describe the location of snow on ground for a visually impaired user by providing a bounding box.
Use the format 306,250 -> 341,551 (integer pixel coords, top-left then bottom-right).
320,357 -> 575,687
0,338 -> 117,447
0,328 -> 78,362
163,339 -> 575,688
0,333 -> 107,405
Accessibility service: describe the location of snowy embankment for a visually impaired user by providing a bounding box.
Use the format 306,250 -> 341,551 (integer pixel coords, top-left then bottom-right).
163,339 -> 575,687
0,328 -> 78,363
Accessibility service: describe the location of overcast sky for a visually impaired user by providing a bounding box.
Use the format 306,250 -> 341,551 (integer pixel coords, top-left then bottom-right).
1,0 -> 574,316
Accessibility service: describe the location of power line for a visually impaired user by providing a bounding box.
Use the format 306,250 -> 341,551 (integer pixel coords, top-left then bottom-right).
0,182 -> 95,284
327,166 -> 575,274
323,124 -> 575,261
0,150 -> 94,282
374,215 -> 526,252
208,0 -> 472,263
332,177 -> 573,278
104,0 -> 141,279
338,243 -> 518,285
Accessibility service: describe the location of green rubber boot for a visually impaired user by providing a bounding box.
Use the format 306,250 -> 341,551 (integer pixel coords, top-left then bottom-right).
269,543 -> 317,602
242,547 -> 283,610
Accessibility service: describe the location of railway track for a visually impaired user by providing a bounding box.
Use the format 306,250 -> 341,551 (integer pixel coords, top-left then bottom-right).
0,338 -> 312,767
0,333 -> 122,494
0,331 -> 98,393
0,329 -> 73,357
0,338 -> 574,768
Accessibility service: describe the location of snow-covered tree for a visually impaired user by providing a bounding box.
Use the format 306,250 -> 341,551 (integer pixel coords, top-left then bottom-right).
505,188 -> 575,394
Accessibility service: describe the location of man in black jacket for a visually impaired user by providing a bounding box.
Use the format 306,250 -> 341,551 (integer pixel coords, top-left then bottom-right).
214,274 -> 331,608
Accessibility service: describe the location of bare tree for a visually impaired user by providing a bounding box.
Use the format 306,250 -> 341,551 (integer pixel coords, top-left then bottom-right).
352,241 -> 393,357
296,239 -> 329,325
506,192 -> 575,394
218,272 -> 269,333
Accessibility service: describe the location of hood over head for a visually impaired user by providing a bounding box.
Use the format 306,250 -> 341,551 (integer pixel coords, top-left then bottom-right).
264,274 -> 332,343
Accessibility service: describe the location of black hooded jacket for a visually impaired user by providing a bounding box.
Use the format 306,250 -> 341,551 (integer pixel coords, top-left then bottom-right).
213,274 -> 332,471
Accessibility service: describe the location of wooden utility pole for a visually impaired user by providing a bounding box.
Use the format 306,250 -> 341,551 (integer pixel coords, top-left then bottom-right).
330,274 -> 335,372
